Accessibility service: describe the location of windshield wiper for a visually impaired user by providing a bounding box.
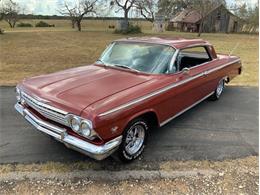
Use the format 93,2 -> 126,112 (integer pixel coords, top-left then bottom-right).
113,64 -> 140,73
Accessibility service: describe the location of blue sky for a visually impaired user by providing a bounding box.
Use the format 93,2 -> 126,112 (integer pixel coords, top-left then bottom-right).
15,0 -> 258,16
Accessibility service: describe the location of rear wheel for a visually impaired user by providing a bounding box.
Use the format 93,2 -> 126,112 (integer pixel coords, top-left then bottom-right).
115,118 -> 148,162
210,78 -> 225,101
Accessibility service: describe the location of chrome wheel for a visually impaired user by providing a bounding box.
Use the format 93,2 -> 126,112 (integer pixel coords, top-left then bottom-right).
216,79 -> 224,98
125,124 -> 145,155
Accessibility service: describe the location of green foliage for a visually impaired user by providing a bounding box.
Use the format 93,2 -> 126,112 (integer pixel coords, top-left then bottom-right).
114,24 -> 142,34
17,22 -> 33,27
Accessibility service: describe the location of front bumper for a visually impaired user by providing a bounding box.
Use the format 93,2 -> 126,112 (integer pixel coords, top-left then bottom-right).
15,103 -> 122,160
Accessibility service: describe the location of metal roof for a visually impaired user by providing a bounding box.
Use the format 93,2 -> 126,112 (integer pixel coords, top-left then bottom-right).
170,9 -> 201,24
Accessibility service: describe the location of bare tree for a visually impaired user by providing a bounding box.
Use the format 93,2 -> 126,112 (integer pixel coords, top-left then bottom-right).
60,3 -> 77,28
157,0 -> 192,18
59,0 -> 97,31
135,0 -> 157,23
2,0 -> 20,28
0,0 -> 4,33
110,0 -> 136,29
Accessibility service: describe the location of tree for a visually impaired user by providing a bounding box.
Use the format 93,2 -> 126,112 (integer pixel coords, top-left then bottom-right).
232,1 -> 259,32
110,0 -> 136,30
247,3 -> 259,30
157,0 -> 192,18
191,0 -> 226,36
2,0 -> 20,28
0,0 -> 4,33
59,0 -> 98,31
135,0 -> 157,23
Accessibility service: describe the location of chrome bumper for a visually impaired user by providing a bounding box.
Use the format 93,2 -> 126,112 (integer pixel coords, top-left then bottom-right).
15,103 -> 122,160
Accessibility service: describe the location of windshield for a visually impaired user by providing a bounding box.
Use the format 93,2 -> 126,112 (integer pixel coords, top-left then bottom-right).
98,42 -> 176,74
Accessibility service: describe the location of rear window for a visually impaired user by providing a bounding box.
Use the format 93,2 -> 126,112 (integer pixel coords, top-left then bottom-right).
180,47 -> 211,60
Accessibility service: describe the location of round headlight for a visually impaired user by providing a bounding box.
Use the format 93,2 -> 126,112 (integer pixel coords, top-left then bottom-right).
81,121 -> 91,137
70,116 -> 81,132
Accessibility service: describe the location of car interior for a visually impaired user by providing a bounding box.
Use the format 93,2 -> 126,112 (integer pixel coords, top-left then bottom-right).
175,46 -> 212,71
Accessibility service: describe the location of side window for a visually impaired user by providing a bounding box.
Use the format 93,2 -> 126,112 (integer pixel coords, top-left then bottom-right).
177,46 -> 212,71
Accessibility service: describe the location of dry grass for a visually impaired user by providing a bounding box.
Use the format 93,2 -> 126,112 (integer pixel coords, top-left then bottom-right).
0,19 -> 258,86
0,156 -> 257,174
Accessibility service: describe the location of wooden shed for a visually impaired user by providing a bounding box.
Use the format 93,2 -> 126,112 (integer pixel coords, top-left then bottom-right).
168,4 -> 243,33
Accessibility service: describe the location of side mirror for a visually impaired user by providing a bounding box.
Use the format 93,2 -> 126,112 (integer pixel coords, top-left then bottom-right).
182,67 -> 190,75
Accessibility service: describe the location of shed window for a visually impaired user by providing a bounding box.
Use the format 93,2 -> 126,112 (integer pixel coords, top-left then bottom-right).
217,11 -> 221,20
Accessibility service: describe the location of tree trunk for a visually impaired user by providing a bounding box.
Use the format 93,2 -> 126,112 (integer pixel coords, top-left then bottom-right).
76,20 -> 81,31
7,21 -> 13,28
12,21 -> 16,28
198,21 -> 203,37
71,20 -> 75,29
123,10 -> 129,30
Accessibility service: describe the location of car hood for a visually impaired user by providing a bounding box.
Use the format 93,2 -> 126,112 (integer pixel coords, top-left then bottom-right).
21,64 -> 153,115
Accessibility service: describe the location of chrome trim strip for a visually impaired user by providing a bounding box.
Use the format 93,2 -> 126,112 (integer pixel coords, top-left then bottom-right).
179,43 -> 212,49
99,59 -> 240,117
206,59 -> 240,74
22,92 -> 68,115
14,103 -> 122,160
99,72 -> 203,117
160,91 -> 214,127
25,114 -> 63,139
23,109 -> 65,134
169,49 -> 180,73
63,134 -> 122,156
21,92 -> 69,126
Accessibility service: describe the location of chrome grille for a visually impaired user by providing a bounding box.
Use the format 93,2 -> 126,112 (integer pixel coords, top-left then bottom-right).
21,92 -> 69,126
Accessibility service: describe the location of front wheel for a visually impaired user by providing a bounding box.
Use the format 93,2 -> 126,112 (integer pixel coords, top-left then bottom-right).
115,118 -> 148,162
210,78 -> 225,101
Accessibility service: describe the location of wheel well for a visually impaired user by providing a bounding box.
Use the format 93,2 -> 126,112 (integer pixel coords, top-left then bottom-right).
225,76 -> 230,83
137,111 -> 159,129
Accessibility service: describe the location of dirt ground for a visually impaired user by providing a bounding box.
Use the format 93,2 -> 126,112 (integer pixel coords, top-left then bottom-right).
0,156 -> 258,194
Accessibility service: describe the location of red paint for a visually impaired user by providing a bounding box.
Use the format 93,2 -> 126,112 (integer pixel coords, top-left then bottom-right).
19,37 -> 242,143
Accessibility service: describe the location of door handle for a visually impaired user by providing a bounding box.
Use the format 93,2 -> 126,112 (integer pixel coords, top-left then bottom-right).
203,71 -> 208,76
182,67 -> 190,75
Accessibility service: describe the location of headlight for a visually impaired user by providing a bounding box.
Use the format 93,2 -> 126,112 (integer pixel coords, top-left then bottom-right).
15,86 -> 21,102
70,116 -> 81,132
81,121 -> 91,137
66,114 -> 97,140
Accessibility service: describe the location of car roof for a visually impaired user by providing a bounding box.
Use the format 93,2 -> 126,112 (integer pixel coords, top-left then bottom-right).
115,37 -> 211,49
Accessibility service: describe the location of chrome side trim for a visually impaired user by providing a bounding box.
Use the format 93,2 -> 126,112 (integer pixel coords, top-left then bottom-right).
159,91 -> 214,127
99,72 -> 204,117
99,59 -> 240,117
207,59 -> 240,74
14,103 -> 122,160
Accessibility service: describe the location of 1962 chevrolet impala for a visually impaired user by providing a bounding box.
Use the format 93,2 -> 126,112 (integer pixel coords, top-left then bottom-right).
15,37 -> 242,162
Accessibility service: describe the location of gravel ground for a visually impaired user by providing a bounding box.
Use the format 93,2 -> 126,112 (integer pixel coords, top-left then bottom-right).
0,156 -> 258,195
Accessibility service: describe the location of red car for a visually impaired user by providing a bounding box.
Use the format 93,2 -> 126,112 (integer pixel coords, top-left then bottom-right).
15,37 -> 242,162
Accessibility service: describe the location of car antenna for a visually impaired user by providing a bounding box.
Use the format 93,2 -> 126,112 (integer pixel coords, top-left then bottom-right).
229,43 -> 240,57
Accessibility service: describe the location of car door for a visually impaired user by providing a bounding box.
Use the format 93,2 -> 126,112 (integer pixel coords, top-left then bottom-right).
177,45 -> 215,99
157,46 -> 215,125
